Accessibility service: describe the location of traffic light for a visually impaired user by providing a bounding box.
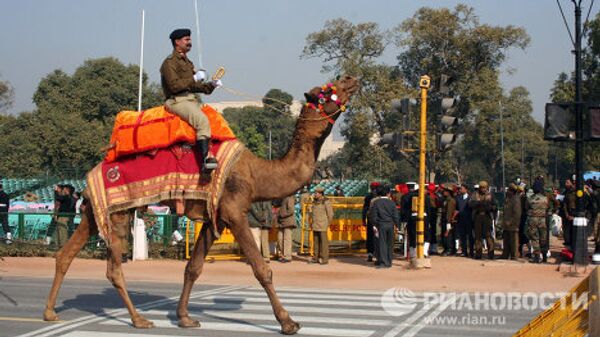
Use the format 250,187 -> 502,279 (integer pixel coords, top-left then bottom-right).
381,132 -> 402,147
434,96 -> 460,151
588,105 -> 600,140
544,103 -> 574,140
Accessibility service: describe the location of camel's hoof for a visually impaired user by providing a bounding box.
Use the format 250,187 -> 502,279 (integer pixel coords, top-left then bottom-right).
43,309 -> 59,322
132,316 -> 155,329
281,320 -> 301,335
178,316 -> 201,328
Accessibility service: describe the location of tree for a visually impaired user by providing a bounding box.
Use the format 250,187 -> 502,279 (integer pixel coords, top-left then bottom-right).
548,11 -> 600,176
0,58 -> 164,177
301,6 -> 536,184
0,77 -> 14,115
33,57 -> 163,124
223,89 -> 295,159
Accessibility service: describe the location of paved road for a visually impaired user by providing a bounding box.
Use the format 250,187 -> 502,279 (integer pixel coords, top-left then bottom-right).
0,276 -> 542,337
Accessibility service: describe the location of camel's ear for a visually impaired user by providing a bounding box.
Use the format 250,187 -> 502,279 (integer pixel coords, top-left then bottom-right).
304,92 -> 318,104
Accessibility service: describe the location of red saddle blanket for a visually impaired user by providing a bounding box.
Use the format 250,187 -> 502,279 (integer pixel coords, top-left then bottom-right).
105,104 -> 236,162
87,140 -> 245,242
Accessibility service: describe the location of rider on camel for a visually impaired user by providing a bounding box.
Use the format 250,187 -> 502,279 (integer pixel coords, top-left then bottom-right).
160,28 -> 221,171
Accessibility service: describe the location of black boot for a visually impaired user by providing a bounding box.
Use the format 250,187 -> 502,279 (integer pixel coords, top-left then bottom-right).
198,139 -> 218,171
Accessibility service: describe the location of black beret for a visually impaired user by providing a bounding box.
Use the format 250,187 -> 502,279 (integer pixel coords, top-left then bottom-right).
169,29 -> 191,41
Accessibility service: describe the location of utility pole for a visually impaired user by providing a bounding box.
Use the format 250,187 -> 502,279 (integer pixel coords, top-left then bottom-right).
413,75 -> 431,269
572,0 -> 588,265
499,102 -> 506,191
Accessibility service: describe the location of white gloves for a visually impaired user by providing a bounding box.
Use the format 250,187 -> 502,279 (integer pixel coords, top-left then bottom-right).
212,79 -> 223,87
193,70 -> 206,82
445,223 -> 451,231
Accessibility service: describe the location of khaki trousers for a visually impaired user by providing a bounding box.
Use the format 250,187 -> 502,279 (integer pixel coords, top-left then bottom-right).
313,231 -> 329,263
165,94 -> 210,139
277,227 -> 293,260
261,228 -> 271,260
54,217 -> 70,249
250,227 -> 261,251
501,230 -> 518,259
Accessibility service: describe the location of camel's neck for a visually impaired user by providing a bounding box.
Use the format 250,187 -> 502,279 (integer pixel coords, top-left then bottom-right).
252,109 -> 332,200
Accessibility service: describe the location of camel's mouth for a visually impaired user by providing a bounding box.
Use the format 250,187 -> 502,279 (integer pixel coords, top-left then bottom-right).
334,76 -> 360,104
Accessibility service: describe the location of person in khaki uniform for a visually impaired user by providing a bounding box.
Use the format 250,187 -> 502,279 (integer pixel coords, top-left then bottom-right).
160,28 -> 221,170
248,201 -> 272,263
469,181 -> 496,260
501,183 -> 521,260
309,187 -> 333,264
441,185 -> 458,256
527,179 -> 550,263
276,195 -> 296,263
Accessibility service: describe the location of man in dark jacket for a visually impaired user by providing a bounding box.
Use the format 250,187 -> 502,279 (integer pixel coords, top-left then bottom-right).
362,182 -> 380,262
369,185 -> 400,268
501,183 -> 522,259
248,201 -> 272,263
54,185 -> 75,248
456,184 -> 473,257
0,184 -> 11,244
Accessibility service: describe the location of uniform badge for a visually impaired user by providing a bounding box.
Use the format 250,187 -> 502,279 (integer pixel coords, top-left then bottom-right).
106,166 -> 121,183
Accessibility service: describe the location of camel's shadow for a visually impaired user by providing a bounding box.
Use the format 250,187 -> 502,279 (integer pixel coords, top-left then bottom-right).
57,289 -> 249,327
56,287 -> 168,321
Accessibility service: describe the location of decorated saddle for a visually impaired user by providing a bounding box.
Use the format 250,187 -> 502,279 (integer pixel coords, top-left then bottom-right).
105,104 -> 236,162
86,104 -> 244,242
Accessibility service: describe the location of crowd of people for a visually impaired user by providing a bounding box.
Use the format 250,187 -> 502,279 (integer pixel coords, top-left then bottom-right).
362,176 -> 600,265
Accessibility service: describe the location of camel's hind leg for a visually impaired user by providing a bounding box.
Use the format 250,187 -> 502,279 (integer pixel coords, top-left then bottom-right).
223,207 -> 301,335
43,207 -> 98,321
105,211 -> 154,328
177,222 -> 218,328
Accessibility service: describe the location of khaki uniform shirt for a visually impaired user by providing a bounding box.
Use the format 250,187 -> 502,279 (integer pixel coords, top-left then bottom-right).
160,51 -> 216,98
311,197 -> 333,232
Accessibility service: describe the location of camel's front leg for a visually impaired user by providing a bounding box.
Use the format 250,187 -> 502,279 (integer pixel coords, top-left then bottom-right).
105,212 -> 154,329
225,210 -> 301,335
176,222 -> 218,328
44,210 -> 97,322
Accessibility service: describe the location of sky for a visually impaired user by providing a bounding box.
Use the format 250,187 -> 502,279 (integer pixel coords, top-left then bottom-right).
0,0 -> 597,123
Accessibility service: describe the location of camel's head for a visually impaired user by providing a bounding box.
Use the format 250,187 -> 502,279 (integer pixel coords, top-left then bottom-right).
303,75 -> 359,124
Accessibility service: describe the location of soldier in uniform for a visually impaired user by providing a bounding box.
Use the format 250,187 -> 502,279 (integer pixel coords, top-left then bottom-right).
276,194 -> 296,263
562,178 -> 577,248
527,179 -> 549,263
309,187 -> 333,264
160,28 -> 221,170
441,184 -> 458,256
248,201 -> 272,263
469,181 -> 496,260
501,183 -> 521,260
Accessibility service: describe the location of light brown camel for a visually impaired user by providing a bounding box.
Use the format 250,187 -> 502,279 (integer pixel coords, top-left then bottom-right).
42,75 -> 359,335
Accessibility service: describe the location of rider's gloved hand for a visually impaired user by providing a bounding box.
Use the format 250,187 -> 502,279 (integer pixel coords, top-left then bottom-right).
212,79 -> 223,88
193,70 -> 206,82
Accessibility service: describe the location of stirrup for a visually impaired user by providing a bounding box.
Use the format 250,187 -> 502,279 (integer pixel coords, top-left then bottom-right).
204,157 -> 218,171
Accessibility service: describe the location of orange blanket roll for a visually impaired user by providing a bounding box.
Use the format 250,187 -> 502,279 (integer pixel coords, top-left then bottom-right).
105,104 -> 236,162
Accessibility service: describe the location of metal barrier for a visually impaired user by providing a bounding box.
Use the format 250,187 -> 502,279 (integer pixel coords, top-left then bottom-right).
299,197 -> 366,256
1,211 -> 183,247
513,266 -> 600,336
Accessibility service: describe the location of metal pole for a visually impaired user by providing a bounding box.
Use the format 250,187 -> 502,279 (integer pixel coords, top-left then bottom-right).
193,0 -> 204,70
137,10 -> 145,112
414,75 -> 430,268
499,102 -> 506,190
572,0 -> 587,265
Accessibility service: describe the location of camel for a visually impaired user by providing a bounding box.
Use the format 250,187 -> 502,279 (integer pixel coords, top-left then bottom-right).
42,75 -> 359,335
